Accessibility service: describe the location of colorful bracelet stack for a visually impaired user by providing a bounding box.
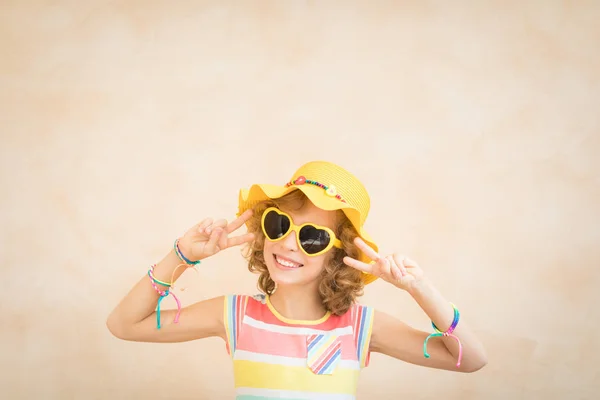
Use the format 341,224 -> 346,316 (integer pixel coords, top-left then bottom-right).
423,303 -> 464,368
174,238 -> 201,266
144,239 -> 201,329
146,239 -> 202,329
148,264 -> 182,329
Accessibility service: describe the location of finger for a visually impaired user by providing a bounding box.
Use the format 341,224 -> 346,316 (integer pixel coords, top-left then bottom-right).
353,237 -> 381,261
204,228 -> 223,254
382,256 -> 395,277
206,219 -> 227,234
403,257 -> 419,268
392,254 -> 408,276
390,262 -> 403,281
226,209 -> 253,234
343,256 -> 374,273
218,228 -> 229,250
226,232 -> 255,248
197,218 -> 213,234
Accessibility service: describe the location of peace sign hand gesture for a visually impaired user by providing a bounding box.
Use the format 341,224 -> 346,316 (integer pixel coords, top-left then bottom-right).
343,237 -> 425,292
178,209 -> 255,262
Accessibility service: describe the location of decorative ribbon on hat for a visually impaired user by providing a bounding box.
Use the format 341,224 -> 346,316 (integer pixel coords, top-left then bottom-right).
285,175 -> 346,203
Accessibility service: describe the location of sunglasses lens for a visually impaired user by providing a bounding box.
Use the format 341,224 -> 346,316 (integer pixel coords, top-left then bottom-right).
263,210 -> 290,240
299,225 -> 331,255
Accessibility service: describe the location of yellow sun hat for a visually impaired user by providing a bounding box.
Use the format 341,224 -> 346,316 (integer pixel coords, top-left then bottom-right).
237,160 -> 378,285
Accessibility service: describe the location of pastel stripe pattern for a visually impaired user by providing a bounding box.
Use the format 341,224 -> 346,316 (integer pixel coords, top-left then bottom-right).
306,334 -> 342,375
223,294 -> 375,399
224,295 -> 248,357
353,305 -> 375,368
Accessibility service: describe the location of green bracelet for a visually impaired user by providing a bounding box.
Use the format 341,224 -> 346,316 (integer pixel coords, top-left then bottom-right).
174,239 -> 201,266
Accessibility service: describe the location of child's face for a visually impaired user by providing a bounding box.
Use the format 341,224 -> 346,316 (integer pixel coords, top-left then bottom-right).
263,201 -> 338,288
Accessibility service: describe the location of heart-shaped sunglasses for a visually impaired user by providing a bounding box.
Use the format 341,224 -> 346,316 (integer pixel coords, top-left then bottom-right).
261,207 -> 342,256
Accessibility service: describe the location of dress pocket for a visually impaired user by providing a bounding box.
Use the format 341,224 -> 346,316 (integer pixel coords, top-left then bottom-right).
306,334 -> 342,375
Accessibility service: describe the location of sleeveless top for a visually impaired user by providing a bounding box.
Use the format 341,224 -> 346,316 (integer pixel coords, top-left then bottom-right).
223,294 -> 375,399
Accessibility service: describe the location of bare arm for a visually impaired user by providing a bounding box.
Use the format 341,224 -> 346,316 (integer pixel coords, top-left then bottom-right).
344,239 -> 487,373
106,210 -> 254,344
370,279 -> 487,373
106,249 -> 225,342
370,310 -> 459,370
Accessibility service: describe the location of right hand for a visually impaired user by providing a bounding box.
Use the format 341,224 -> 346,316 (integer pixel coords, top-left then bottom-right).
178,209 -> 255,261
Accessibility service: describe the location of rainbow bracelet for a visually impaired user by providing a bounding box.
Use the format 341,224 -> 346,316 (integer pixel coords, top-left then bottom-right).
423,303 -> 463,368
174,239 -> 201,266
432,303 -> 460,334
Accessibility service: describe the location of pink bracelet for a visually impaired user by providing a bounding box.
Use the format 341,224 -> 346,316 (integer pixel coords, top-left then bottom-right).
148,266 -> 182,329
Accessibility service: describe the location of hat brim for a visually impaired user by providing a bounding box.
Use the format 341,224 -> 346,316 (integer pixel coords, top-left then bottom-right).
238,183 -> 379,285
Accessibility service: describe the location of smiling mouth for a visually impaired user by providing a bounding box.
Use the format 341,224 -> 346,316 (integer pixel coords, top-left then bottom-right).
274,254 -> 303,269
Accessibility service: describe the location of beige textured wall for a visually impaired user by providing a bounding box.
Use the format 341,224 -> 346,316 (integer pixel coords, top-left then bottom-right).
1,1 -> 599,399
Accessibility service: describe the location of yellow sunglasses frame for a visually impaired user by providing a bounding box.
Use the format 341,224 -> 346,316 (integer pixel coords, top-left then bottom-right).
261,207 -> 342,257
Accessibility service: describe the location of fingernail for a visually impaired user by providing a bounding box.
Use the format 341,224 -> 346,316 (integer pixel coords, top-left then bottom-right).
206,227 -> 212,234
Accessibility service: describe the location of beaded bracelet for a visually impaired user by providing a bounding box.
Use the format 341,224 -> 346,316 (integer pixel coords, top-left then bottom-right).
174,238 -> 201,266
423,303 -> 464,368
148,265 -> 182,329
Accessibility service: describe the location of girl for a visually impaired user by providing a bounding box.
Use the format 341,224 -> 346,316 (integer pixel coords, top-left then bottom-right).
107,161 -> 487,398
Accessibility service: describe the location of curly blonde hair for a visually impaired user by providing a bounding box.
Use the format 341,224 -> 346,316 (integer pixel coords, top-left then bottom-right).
243,190 -> 365,315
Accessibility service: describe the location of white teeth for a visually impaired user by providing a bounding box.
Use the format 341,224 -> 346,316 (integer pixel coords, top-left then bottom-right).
276,255 -> 301,268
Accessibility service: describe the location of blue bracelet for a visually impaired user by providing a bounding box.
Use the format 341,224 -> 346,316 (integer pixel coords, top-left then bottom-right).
174,239 -> 201,266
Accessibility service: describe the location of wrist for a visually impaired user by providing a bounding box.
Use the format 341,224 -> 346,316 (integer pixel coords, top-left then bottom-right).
406,277 -> 434,298
174,238 -> 201,265
176,238 -> 193,258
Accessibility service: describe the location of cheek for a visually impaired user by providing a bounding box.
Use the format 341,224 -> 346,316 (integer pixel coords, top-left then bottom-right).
303,252 -> 329,272
263,240 -> 275,259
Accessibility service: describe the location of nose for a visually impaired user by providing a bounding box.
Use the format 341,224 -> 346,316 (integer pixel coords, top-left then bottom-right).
281,229 -> 299,252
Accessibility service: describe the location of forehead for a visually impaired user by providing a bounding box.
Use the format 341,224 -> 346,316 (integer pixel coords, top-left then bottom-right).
279,201 -> 338,230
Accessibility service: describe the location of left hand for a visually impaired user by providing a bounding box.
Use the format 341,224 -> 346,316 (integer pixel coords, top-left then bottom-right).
343,237 -> 425,291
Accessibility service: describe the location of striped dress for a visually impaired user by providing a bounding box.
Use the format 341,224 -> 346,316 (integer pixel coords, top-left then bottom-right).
224,294 -> 375,399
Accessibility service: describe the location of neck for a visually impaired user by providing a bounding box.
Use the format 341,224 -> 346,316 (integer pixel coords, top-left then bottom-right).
268,283 -> 328,322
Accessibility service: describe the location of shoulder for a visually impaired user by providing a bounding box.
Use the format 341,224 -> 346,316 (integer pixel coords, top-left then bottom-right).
223,293 -> 267,314
349,302 -> 375,323
330,302 -> 375,334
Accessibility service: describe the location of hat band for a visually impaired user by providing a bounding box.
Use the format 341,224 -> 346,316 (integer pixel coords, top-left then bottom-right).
285,175 -> 347,203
